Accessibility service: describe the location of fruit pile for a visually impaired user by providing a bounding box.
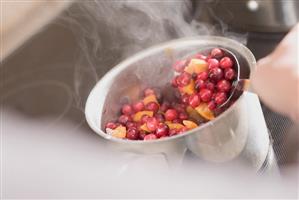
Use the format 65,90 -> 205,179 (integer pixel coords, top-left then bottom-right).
105,48 -> 236,140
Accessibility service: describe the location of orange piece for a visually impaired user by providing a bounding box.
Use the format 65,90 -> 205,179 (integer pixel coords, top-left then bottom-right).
111,125 -> 127,138
166,123 -> 184,130
179,79 -> 195,95
183,120 -> 198,130
186,106 -> 202,122
195,103 -> 215,120
184,59 -> 208,74
140,123 -> 150,132
143,94 -> 158,105
133,111 -> 154,122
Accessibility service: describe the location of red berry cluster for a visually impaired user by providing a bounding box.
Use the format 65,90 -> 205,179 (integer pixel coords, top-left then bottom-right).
104,48 -> 236,140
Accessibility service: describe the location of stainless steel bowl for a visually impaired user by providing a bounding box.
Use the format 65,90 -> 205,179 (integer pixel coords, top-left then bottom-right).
85,36 -> 256,164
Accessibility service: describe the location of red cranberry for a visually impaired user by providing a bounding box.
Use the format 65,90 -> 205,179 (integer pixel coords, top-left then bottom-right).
224,68 -> 236,80
160,102 -> 170,112
207,101 -> 216,110
172,60 -> 187,72
133,101 -> 145,112
195,79 -> 206,91
209,67 -> 223,82
208,58 -> 220,70
188,94 -> 201,108
179,112 -> 189,120
217,79 -> 231,92
181,94 -> 190,105
139,131 -> 147,140
179,127 -> 189,134
105,122 -> 117,129
140,115 -> 150,124
155,123 -> 169,138
199,88 -> 212,102
211,48 -> 224,58
165,109 -> 178,121
173,119 -> 182,124
194,53 -> 207,60
197,71 -> 208,81
169,129 -> 178,136
126,121 -> 136,129
206,81 -> 215,91
146,117 -> 158,131
220,57 -> 233,69
144,88 -> 155,96
174,103 -> 186,113
171,76 -> 179,87
215,92 -> 228,105
154,113 -> 165,122
118,115 -> 132,124
145,102 -> 159,113
126,128 -> 139,140
176,72 -> 191,87
144,133 -> 157,140
122,104 -> 133,115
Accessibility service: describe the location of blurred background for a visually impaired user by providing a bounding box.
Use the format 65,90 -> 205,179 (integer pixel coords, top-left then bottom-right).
1,0 -> 298,198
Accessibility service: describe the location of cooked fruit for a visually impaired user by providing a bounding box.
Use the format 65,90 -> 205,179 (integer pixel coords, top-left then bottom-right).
195,103 -> 215,120
133,111 -> 154,122
184,59 -> 208,74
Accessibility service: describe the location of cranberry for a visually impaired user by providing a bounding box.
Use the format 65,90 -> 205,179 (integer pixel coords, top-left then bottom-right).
173,119 -> 182,124
133,101 -> 145,112
146,117 -> 158,131
171,76 -> 179,87
188,94 -> 201,108
179,127 -> 189,134
181,94 -> 190,105
139,131 -> 147,140
209,67 -> 223,82
145,102 -> 159,113
126,128 -> 139,140
194,53 -> 207,60
197,71 -> 208,81
207,101 -> 216,110
206,81 -> 215,91
140,115 -> 150,124
179,112 -> 189,120
126,121 -> 136,129
155,123 -> 169,138
154,113 -> 165,122
220,57 -> 233,69
215,92 -> 227,105
199,88 -> 212,102
160,101 -> 170,112
144,88 -> 155,96
174,104 -> 186,113
144,133 -> 157,140
217,79 -> 231,92
169,129 -> 178,136
208,58 -> 220,70
118,115 -> 132,124
105,122 -> 117,129
195,79 -> 206,91
211,48 -> 224,58
172,60 -> 187,72
122,104 -> 133,115
165,109 -> 178,121
176,72 -> 191,87
224,68 -> 236,80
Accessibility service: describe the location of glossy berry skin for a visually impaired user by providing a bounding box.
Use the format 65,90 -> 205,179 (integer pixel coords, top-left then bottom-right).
146,117 -> 159,131
177,72 -> 191,87
126,128 -> 139,140
118,115 -> 132,125
207,101 -> 216,110
169,129 -> 178,136
133,101 -> 145,112
209,67 -> 223,82
154,113 -> 165,123
224,68 -> 236,80
195,79 -> 206,91
215,92 -> 228,105
160,102 -> 170,112
217,79 -> 231,92
208,58 -> 220,70
105,122 -> 117,129
197,71 -> 208,81
144,133 -> 157,140
122,104 -> 133,115
139,131 -> 147,140
206,81 -> 215,91
155,123 -> 169,138
220,57 -> 233,69
199,88 -> 212,102
145,102 -> 159,113
126,121 -> 137,129
144,88 -> 155,96
211,48 -> 224,58
188,94 -> 201,108
179,112 -> 189,120
140,115 -> 150,124
172,60 -> 187,72
165,109 -> 178,121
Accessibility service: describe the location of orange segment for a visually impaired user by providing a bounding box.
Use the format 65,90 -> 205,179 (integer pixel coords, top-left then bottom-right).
186,106 -> 202,123
111,125 -> 127,138
184,59 -> 208,74
166,123 -> 184,130
140,123 -> 150,132
133,111 -> 154,122
183,120 -> 198,130
143,94 -> 158,105
179,79 -> 195,95
195,103 -> 215,120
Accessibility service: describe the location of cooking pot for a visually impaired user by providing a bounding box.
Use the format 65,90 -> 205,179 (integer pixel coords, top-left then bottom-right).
85,36 -> 256,165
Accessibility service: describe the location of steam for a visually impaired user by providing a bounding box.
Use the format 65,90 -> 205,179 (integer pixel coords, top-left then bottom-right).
60,0 -> 246,109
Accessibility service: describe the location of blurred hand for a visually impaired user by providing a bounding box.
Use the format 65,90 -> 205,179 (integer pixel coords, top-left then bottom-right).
251,24 -> 299,122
